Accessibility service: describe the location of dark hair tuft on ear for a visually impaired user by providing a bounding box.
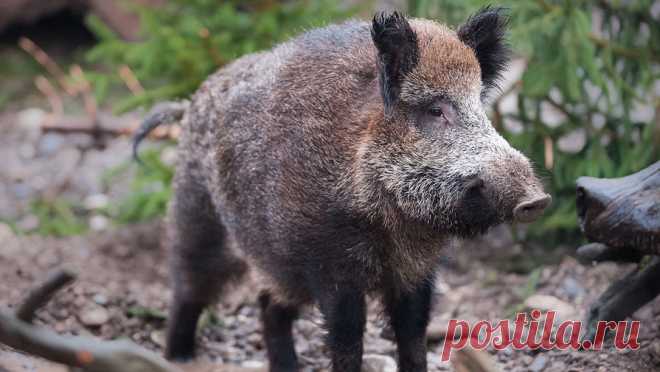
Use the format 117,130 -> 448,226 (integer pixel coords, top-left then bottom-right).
371,11 -> 419,112
458,6 -> 511,99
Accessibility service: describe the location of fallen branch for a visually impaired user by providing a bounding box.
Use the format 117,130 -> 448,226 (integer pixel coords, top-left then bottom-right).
0,269 -> 179,372
582,256 -> 660,342
16,269 -> 75,323
40,116 -> 179,140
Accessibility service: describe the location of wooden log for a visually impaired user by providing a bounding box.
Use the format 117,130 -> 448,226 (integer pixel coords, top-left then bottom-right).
582,257 -> 660,342
576,162 -> 660,342
575,242 -> 643,264
576,161 -> 660,255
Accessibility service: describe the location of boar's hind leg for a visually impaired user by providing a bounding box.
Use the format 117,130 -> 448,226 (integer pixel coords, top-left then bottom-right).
384,279 -> 434,372
316,284 -> 366,372
165,174 -> 246,361
258,292 -> 300,371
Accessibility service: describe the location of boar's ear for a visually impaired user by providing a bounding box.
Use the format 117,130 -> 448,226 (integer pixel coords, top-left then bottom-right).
371,11 -> 419,113
457,6 -> 511,98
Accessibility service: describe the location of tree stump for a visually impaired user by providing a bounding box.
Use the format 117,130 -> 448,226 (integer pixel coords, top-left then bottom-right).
575,161 -> 660,341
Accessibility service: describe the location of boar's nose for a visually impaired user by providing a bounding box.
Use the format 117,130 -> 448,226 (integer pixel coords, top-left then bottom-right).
513,194 -> 552,223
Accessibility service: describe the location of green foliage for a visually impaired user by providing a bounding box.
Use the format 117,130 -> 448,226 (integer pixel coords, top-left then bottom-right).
29,199 -> 88,237
126,305 -> 167,320
103,147 -> 174,224
411,0 -> 659,241
86,0 -> 355,112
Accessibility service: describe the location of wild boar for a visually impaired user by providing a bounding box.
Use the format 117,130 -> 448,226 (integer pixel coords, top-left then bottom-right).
134,7 -> 551,372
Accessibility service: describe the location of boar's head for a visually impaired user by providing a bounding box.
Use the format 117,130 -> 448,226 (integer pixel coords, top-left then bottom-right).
352,8 -> 550,237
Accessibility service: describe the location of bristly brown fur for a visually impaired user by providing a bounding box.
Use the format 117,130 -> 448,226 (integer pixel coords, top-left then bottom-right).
160,10 -> 547,372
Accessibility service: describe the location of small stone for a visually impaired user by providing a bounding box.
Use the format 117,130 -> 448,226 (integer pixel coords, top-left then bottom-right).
528,355 -> 548,372
92,293 -> 108,305
362,354 -> 397,372
38,133 -> 66,155
79,306 -> 110,327
150,330 -> 166,347
561,277 -> 585,300
84,194 -> 109,210
241,360 -> 265,369
18,108 -> 46,135
89,215 -> 109,231
247,332 -> 262,348
524,294 -> 577,321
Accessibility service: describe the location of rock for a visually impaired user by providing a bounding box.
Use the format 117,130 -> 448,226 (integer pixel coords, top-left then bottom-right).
150,329 -> 166,348
528,355 -> 548,372
79,306 -> 110,327
89,215 -> 109,231
560,277 -> 585,300
362,354 -> 397,372
17,108 -> 45,136
84,193 -> 109,210
38,133 -> 66,156
92,293 -> 108,305
241,360 -> 265,369
524,294 -> 577,321
246,332 -> 262,348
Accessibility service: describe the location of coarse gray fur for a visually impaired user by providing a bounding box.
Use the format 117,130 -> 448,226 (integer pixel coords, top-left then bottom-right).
135,9 -> 550,372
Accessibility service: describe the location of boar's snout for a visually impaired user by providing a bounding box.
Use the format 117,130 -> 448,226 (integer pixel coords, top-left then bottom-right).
513,194 -> 552,223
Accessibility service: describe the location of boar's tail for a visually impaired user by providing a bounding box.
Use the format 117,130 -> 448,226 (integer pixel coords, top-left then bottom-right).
132,100 -> 190,163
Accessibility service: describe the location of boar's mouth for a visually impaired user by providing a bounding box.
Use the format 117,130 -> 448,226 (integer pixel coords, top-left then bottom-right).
448,180 -> 502,238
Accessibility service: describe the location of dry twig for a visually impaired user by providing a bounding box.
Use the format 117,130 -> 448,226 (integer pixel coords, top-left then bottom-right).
0,269 -> 178,372
16,269 -> 75,323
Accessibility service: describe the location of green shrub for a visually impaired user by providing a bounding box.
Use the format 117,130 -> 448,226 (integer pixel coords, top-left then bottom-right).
87,0 -> 356,223
411,0 -> 659,241
86,0 -> 355,112
29,199 -> 88,237
102,147 -> 174,223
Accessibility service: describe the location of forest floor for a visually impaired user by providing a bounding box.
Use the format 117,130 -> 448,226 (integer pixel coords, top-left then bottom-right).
1,219 -> 660,371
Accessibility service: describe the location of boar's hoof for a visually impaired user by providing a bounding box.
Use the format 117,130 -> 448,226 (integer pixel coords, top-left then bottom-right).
513,194 -> 551,223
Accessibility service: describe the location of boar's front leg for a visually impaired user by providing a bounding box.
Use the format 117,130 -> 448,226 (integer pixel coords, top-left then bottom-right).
258,292 -> 300,371
317,284 -> 366,372
384,279 -> 434,372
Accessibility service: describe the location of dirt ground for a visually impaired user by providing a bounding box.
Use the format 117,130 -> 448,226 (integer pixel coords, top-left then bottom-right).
1,219 -> 659,372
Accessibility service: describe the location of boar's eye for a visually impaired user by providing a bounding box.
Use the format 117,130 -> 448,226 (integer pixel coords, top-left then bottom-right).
425,101 -> 456,126
428,107 -> 445,117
